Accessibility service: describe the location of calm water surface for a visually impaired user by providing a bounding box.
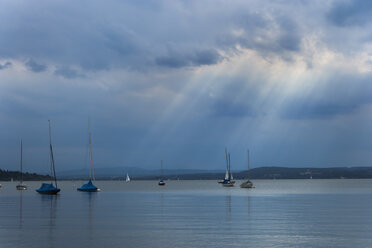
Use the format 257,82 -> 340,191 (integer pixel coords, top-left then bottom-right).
1,179 -> 372,248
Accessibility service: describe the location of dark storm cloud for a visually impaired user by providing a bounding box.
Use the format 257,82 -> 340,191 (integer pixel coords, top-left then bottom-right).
156,49 -> 222,68
216,12 -> 302,62
0,61 -> 11,70
327,0 -> 372,27
25,59 -> 47,72
0,0 -> 311,72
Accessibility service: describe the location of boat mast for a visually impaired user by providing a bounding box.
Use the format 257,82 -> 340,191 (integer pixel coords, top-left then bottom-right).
161,160 -> 163,180
48,120 -> 58,188
228,152 -> 231,180
247,149 -> 250,180
20,140 -> 23,184
88,120 -> 95,182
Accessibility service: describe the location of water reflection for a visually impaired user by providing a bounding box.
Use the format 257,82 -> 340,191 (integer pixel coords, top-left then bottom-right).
247,194 -> 251,217
40,195 -> 59,248
86,192 -> 97,246
225,195 -> 231,222
18,191 -> 24,229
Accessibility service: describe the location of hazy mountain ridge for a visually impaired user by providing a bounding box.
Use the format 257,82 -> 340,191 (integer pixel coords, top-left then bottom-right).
0,169 -> 52,181
58,166 -> 372,180
57,166 -> 224,179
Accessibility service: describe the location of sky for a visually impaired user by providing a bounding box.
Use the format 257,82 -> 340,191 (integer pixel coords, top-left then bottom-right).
1,0 -> 372,174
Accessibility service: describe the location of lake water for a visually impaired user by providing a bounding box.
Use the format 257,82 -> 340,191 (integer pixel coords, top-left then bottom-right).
1,179 -> 372,248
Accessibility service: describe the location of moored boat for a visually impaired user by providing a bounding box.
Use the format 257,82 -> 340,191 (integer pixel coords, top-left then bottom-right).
240,149 -> 255,188
36,120 -> 60,195
222,149 -> 235,187
158,160 -> 166,186
16,140 -> 27,190
78,121 -> 99,192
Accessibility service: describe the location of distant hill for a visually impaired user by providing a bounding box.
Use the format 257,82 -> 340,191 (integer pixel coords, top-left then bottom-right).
0,169 -> 52,181
136,166 -> 372,180
58,166 -> 223,180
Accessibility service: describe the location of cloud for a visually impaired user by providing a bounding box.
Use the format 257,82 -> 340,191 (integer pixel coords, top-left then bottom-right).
25,59 -> 47,72
1,0 -> 372,172
280,73 -> 372,120
54,66 -> 85,79
0,0 -> 316,72
155,49 -> 222,68
281,102 -> 358,120
327,0 -> 372,27
211,100 -> 257,118
0,61 -> 11,70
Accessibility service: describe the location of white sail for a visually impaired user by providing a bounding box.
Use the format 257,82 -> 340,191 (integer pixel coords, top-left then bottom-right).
126,173 -> 130,182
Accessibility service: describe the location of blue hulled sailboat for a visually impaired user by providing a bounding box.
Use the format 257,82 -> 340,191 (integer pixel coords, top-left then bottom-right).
78,122 -> 99,192
36,120 -> 60,194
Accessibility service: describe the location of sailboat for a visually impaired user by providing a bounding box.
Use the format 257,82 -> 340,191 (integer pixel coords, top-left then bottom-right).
36,120 -> 60,194
126,173 -> 130,182
222,148 -> 235,187
158,160 -> 166,186
78,121 -> 99,192
16,140 -> 27,190
240,149 -> 255,188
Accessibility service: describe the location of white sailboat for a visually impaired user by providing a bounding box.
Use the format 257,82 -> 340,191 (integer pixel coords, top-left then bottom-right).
158,160 -> 166,186
16,140 -> 27,190
240,149 -> 255,188
222,148 -> 235,187
126,173 -> 130,182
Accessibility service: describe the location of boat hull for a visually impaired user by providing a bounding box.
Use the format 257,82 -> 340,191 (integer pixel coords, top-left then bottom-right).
16,184 -> 27,190
158,179 -> 166,186
77,180 -> 99,192
222,183 -> 235,187
77,188 -> 99,192
222,179 -> 235,187
240,180 -> 254,188
36,189 -> 60,194
36,183 -> 60,194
